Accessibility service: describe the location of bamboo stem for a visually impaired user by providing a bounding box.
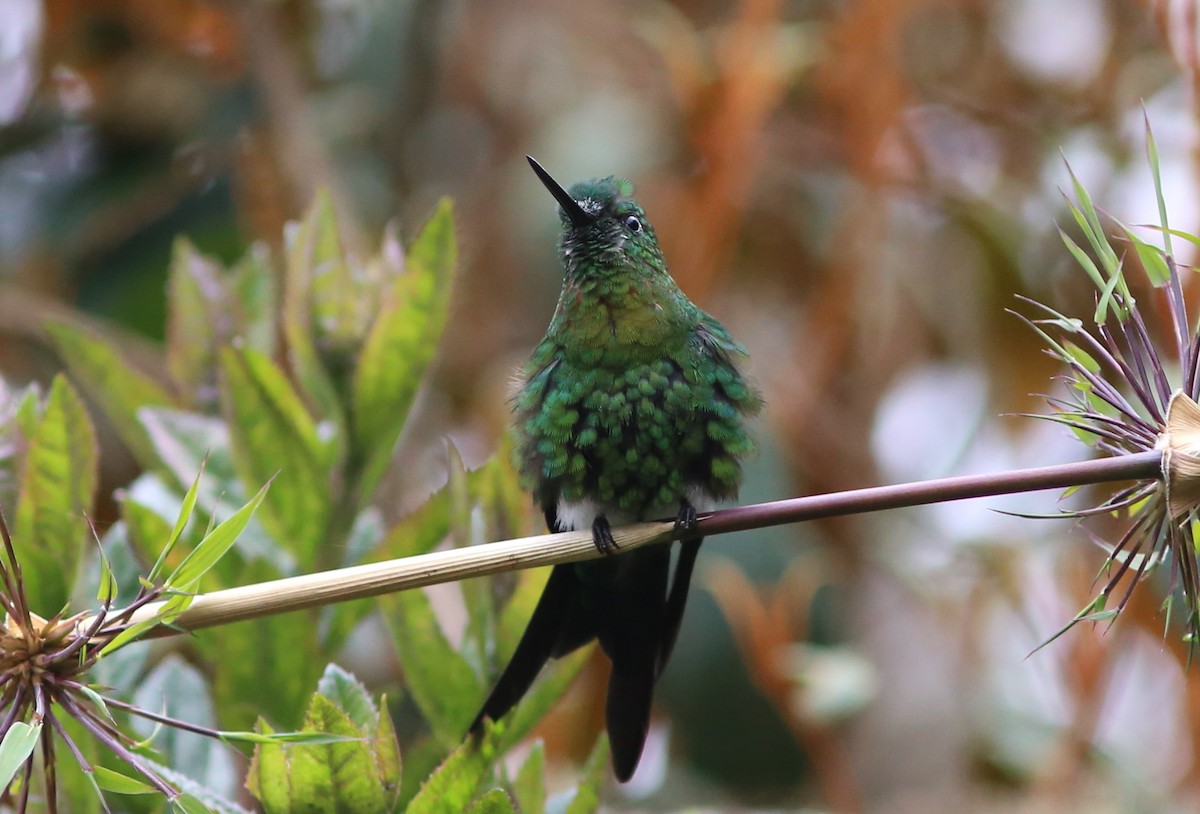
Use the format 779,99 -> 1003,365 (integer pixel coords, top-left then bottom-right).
111,450 -> 1164,637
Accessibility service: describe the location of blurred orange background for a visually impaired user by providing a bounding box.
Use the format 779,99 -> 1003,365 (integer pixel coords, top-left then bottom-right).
2,0 -> 1198,810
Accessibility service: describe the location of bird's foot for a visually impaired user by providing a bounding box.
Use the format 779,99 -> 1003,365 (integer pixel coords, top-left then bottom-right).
592,515 -> 618,554
674,499 -> 698,533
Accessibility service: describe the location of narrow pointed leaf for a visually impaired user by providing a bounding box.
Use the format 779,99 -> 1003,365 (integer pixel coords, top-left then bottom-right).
283,194 -> 345,424
148,463 -> 205,583
0,722 -> 40,787
512,741 -> 546,814
220,730 -> 357,746
1064,163 -> 1118,269
352,198 -> 457,500
1058,229 -> 1105,290
381,586 -> 482,746
495,650 -> 591,756
220,347 -> 331,563
564,734 -> 610,814
167,478 -> 270,591
1137,225 -> 1200,249
302,191 -> 363,360
1112,218 -> 1171,286
15,374 -> 98,612
97,537 -> 117,602
166,237 -> 224,405
373,695 -> 402,798
93,766 -> 158,794
100,616 -> 169,657
1145,112 -> 1173,257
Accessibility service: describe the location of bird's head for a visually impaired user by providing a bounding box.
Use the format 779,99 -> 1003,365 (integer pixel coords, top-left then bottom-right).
527,156 -> 666,276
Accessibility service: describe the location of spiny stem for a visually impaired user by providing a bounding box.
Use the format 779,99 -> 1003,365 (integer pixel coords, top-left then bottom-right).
94,451 -> 1164,640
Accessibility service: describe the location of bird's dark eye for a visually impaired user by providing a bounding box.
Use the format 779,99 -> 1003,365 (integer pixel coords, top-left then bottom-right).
624,215 -> 642,233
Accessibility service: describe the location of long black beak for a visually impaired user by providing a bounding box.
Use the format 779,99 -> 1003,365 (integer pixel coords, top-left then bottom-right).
527,156 -> 593,228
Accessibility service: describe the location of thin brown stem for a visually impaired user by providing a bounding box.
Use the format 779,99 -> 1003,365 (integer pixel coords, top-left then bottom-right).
89,451 -> 1164,642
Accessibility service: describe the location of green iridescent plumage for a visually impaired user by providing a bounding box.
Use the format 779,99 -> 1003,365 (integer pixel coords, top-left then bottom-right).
516,315 -> 758,515
471,159 -> 762,782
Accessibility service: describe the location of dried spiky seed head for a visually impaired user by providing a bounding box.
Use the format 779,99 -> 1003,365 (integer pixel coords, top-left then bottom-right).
1158,390 -> 1200,518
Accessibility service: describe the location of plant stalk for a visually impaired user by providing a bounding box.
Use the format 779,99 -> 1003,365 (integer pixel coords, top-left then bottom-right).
103,450 -> 1164,638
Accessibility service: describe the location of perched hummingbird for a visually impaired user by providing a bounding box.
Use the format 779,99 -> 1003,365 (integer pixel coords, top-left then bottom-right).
470,157 -> 763,781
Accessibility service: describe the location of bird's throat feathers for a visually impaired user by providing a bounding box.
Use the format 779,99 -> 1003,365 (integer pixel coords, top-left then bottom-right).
538,174 -> 699,362
546,263 -> 696,361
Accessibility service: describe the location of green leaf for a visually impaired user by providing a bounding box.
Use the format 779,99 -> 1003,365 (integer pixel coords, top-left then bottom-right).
96,537 -> 117,603
0,722 -> 40,788
246,719 -> 289,814
1118,224 -> 1171,287
121,497 -> 173,577
0,380 -> 38,494
495,649 -> 590,756
99,600 -> 185,657
450,445 -> 492,670
148,463 -> 205,583
318,509 -> 385,651
173,794 -> 228,814
468,788 -> 518,814
316,663 -> 377,732
1061,341 -> 1099,374
302,191 -> 362,360
511,741 -> 546,814
15,374 -> 98,612
1095,255 -> 1126,324
202,566 -> 322,730
231,245 -> 278,355
379,454 -> 518,561
1058,229 -> 1105,292
131,656 -> 237,797
92,765 -> 158,795
1138,224 -> 1200,249
282,193 -> 346,426
77,685 -> 115,723
564,734 -> 609,814
406,738 -> 493,814
352,198 -> 457,500
166,237 -> 224,406
168,478 -> 270,591
44,321 -> 176,469
230,731 -> 359,746
141,757 -> 256,813
1064,161 -> 1118,271
289,694 -> 388,814
373,695 -> 402,801
220,347 -> 332,565
1145,111 -> 1173,258
138,407 -> 238,497
381,586 -> 482,746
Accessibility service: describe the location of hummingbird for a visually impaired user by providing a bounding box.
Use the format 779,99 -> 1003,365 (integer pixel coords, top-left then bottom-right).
470,157 -> 763,781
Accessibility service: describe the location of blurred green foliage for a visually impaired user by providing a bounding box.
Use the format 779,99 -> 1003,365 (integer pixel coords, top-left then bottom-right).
0,195 -> 613,812
6,0 -> 1200,810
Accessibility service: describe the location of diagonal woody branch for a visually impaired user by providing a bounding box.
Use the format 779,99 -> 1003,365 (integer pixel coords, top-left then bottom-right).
98,450 -> 1164,639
